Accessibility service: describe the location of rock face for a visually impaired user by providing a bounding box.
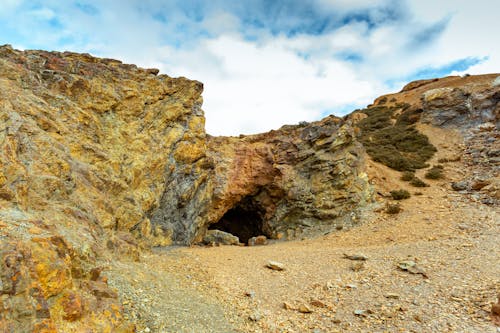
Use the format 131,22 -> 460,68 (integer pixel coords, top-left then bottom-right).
1,45 -> 499,331
0,45 -> 207,331
421,80 -> 500,128
151,116 -> 372,244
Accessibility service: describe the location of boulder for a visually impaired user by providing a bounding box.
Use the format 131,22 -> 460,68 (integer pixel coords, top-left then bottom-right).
203,230 -> 240,245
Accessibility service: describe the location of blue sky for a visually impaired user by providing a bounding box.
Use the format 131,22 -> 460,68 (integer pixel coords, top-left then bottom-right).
1,0 -> 498,135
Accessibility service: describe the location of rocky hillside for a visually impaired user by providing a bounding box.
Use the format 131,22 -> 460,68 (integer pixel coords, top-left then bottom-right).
0,45 -> 498,332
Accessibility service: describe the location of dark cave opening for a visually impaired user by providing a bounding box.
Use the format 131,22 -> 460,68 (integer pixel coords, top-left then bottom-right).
209,197 -> 266,244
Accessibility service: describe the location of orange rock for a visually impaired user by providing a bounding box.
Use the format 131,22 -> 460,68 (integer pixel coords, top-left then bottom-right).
310,299 -> 328,308
61,292 -> 83,321
32,319 -> 57,333
28,227 -> 43,235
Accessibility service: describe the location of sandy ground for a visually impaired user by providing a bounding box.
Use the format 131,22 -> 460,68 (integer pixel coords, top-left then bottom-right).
106,126 -> 499,333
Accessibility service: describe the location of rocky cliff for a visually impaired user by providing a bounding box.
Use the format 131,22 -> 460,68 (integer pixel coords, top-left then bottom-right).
0,45 -> 208,332
0,45 -> 498,331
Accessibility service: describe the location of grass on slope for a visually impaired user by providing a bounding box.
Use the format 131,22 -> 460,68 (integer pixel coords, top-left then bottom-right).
357,105 -> 437,171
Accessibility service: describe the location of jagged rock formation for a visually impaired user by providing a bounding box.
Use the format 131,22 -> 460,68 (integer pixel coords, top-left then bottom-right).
0,45 -> 498,331
0,45 -> 207,332
151,116 -> 373,244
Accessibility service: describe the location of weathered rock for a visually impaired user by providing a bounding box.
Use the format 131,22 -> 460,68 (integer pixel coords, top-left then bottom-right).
343,253 -> 368,261
248,235 -> 268,246
190,117 -> 373,244
0,45 -> 207,331
298,304 -> 313,313
398,260 -> 428,278
421,82 -> 500,128
310,299 -> 328,308
61,292 -> 83,321
401,78 -> 439,92
451,181 -> 469,191
266,261 -> 285,271
470,178 -> 491,191
202,229 -> 239,245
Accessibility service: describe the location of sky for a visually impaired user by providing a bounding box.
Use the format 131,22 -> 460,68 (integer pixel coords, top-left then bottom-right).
1,0 -> 498,135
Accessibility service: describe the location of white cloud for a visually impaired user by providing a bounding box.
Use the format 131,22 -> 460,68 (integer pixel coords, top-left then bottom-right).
28,7 -> 56,20
0,0 -> 22,15
158,35 -> 377,135
2,0 -> 499,135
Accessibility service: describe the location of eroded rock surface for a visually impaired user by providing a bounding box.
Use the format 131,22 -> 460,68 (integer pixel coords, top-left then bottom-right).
0,45 -> 206,331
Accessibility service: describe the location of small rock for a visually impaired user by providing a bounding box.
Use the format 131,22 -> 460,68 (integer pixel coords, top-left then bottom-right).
298,304 -> 313,313
346,284 -> 357,289
354,309 -> 367,317
385,293 -> 400,299
470,179 -> 490,191
343,253 -> 368,261
310,299 -> 327,308
398,260 -> 428,278
144,328 -> 151,333
203,230 -> 239,245
451,181 -> 468,191
249,311 -> 261,322
245,291 -> 256,298
266,260 -> 285,271
478,122 -> 495,132
325,281 -> 335,290
283,302 -> 294,310
248,235 -> 268,246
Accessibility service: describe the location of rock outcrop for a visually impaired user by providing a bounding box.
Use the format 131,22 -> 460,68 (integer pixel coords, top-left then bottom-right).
1,45 -> 499,331
150,116 -> 373,244
0,45 -> 207,331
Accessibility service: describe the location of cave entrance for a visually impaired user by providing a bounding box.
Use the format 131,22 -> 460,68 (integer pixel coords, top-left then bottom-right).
209,196 -> 266,244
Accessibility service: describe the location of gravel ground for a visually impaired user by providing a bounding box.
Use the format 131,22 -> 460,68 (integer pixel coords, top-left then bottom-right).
104,126 -> 499,333
105,192 -> 498,332
106,251 -> 242,333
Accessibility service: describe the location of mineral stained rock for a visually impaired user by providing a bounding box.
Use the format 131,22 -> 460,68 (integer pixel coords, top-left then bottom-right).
0,45 -> 206,332
1,45 -> 498,331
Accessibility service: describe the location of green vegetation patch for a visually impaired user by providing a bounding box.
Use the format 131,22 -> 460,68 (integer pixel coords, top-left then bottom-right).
400,171 -> 415,181
425,165 -> 445,179
410,177 -> 429,187
386,203 -> 402,214
357,106 -> 436,171
390,189 -> 411,200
